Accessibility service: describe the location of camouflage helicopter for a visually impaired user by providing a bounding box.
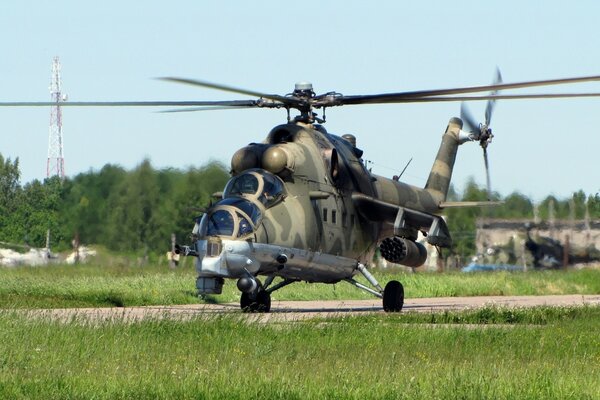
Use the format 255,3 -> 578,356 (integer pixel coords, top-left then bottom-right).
4,73 -> 600,312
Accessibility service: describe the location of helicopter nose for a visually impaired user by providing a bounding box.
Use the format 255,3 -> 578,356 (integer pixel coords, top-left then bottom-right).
196,239 -> 259,278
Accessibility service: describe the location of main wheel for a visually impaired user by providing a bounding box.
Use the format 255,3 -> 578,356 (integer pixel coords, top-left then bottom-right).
240,290 -> 271,313
383,280 -> 404,312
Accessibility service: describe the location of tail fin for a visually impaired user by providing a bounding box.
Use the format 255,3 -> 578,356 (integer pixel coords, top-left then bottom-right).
425,117 -> 464,201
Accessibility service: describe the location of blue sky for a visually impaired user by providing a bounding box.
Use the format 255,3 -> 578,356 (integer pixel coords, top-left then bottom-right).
1,1 -> 599,201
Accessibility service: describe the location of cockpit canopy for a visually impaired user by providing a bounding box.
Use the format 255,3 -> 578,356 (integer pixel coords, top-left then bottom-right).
199,197 -> 261,238
223,169 -> 285,207
197,169 -> 285,240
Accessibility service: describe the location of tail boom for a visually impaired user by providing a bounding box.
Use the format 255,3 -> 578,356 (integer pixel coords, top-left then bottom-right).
425,117 -> 465,201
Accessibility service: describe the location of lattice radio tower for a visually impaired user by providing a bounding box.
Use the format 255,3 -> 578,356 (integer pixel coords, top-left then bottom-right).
47,56 -> 66,179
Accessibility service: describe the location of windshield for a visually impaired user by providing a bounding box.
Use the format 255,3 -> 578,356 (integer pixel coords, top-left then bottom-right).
206,210 -> 235,237
199,198 -> 262,239
215,198 -> 261,225
223,169 -> 285,208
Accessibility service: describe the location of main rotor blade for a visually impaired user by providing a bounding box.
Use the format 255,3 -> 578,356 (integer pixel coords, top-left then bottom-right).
460,103 -> 479,133
343,92 -> 600,104
334,74 -> 600,105
158,77 -> 295,105
158,105 -> 259,113
4,92 -> 600,109
0,100 -> 260,107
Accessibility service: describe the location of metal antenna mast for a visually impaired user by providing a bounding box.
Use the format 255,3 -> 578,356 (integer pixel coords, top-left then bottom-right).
47,56 -> 66,179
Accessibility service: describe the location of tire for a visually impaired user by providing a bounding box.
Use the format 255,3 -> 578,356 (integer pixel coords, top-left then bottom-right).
240,291 -> 253,312
240,290 -> 271,313
256,290 -> 271,313
383,280 -> 404,312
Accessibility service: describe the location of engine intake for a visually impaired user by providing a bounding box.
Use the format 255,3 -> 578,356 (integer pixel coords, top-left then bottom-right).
379,237 -> 428,267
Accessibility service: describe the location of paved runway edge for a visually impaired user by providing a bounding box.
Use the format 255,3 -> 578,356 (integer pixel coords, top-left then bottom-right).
6,294 -> 600,323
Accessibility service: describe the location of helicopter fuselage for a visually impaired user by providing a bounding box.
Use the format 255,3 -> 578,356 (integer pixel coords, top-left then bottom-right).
192,119 -> 463,295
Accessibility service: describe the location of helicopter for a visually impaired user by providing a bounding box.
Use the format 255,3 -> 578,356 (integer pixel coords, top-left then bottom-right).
4,72 -> 600,312
523,223 -> 600,269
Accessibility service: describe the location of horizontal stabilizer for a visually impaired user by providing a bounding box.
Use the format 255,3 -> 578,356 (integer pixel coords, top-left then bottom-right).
439,201 -> 504,208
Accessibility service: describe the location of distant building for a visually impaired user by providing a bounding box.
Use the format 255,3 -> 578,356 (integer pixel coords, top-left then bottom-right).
476,219 -> 600,250
475,218 -> 600,268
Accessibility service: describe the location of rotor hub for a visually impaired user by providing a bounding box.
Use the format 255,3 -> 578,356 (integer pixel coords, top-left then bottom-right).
293,82 -> 315,100
479,125 -> 493,148
294,81 -> 313,92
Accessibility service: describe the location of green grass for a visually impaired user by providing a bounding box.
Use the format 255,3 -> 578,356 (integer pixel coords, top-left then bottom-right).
0,263 -> 198,308
1,263 -> 600,308
383,267 -> 600,297
1,306 -> 599,399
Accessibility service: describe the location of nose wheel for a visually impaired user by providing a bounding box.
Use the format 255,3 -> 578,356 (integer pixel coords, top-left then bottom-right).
238,277 -> 298,313
240,289 -> 271,313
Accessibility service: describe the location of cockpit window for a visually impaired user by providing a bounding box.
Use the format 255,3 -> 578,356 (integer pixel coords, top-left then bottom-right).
259,172 -> 285,207
206,210 -> 234,237
216,198 -> 261,225
237,214 -> 253,237
201,169 -> 285,239
223,169 -> 285,208
199,197 -> 262,239
224,173 -> 259,197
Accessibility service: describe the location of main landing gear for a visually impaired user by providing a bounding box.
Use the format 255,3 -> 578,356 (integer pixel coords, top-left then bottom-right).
345,263 -> 404,312
382,280 -> 404,312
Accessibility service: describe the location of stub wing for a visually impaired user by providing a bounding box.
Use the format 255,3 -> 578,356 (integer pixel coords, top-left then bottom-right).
352,193 -> 452,248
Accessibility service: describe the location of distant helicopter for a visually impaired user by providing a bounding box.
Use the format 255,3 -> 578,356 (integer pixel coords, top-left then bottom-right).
4,72 -> 600,312
524,223 -> 600,269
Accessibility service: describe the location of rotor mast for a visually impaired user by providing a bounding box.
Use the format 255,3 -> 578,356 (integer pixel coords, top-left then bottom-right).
47,56 -> 66,179
291,82 -> 321,123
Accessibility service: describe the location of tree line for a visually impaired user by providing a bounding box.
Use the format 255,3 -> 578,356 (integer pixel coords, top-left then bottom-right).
0,154 -> 228,254
0,153 -> 598,257
444,179 -> 600,257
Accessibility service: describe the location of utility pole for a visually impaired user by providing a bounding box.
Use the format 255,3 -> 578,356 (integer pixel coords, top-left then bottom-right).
170,233 -> 178,268
47,56 -> 66,179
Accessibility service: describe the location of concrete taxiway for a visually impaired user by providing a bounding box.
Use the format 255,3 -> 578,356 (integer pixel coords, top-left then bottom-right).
13,294 -> 600,323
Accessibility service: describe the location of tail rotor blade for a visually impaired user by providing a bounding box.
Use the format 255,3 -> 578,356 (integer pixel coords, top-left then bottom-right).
484,68 -> 503,126
460,102 -> 479,133
484,98 -> 495,127
483,147 -> 492,200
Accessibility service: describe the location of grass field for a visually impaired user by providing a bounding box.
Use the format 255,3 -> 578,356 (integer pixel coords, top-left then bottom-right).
2,263 -> 599,398
1,263 -> 600,308
1,306 -> 599,399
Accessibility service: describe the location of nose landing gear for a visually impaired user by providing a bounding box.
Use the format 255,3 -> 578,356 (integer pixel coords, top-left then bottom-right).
240,288 -> 271,312
239,276 -> 298,313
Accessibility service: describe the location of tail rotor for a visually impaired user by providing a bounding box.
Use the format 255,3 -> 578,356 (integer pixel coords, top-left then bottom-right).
460,68 -> 502,200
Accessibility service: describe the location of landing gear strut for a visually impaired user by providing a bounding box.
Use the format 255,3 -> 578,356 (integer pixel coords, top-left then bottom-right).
348,263 -> 404,312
